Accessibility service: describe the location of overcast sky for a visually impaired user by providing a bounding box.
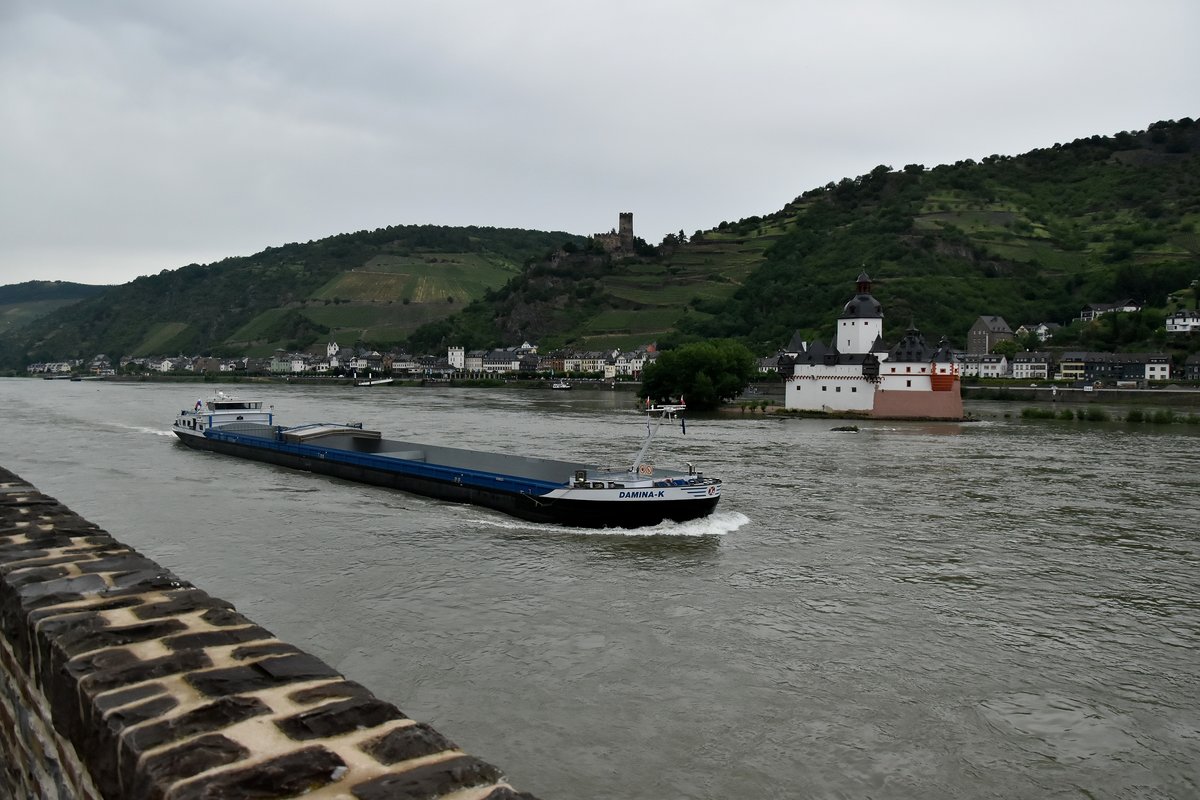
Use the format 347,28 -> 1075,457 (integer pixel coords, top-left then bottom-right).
2,1 -> 1196,286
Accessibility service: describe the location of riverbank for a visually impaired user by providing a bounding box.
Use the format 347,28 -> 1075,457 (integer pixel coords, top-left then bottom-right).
963,383 -> 1200,406
24,373 -> 1200,415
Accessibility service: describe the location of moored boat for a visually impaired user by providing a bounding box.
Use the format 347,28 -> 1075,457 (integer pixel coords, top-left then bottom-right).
551,379 -> 572,390
355,372 -> 393,386
172,394 -> 721,528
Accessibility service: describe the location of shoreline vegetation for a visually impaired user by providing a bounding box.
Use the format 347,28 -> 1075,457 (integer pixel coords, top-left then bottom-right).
1018,406 -> 1200,424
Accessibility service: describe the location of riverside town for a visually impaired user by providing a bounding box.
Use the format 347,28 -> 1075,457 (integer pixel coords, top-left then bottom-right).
24,270 -> 1200,423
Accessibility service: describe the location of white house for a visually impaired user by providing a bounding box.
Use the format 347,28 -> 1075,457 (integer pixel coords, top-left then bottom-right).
564,351 -> 608,374
465,350 -> 486,372
1080,300 -> 1141,321
26,361 -> 74,374
392,352 -> 419,373
158,357 -> 189,373
1166,309 -> 1200,334
1015,322 -> 1061,342
482,349 -> 520,373
609,350 -> 651,377
1141,354 -> 1172,381
1011,352 -> 1053,380
977,354 -> 1008,378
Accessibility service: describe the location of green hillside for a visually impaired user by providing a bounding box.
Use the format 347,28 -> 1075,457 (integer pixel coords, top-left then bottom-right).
0,281 -> 109,335
3,119 -> 1197,369
688,120 -> 1200,351
0,226 -> 583,366
409,118 -> 1200,356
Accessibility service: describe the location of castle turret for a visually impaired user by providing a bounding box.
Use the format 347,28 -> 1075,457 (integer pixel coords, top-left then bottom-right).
837,271 -> 883,354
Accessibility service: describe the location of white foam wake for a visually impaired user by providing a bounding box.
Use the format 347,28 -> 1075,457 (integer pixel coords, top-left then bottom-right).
108,422 -> 177,437
476,510 -> 750,537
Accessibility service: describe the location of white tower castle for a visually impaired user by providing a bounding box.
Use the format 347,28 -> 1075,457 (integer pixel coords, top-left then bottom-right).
836,271 -> 884,354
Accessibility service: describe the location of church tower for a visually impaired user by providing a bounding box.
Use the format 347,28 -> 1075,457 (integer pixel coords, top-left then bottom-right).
836,271 -> 884,354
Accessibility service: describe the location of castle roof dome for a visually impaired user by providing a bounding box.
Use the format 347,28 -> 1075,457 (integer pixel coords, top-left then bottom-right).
840,271 -> 883,319
841,293 -> 883,319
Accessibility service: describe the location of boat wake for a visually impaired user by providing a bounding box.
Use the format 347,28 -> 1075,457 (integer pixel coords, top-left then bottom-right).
110,423 -> 177,437
476,510 -> 750,538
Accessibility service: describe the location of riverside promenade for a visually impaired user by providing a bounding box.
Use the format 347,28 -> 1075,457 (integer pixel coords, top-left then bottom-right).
0,465 -> 539,800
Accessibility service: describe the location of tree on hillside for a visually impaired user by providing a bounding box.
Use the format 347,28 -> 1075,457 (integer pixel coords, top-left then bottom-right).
638,340 -> 758,411
1014,330 -> 1042,352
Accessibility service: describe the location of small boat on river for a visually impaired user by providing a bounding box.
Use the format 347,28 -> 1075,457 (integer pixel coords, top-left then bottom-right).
172,394 -> 721,528
551,379 -> 572,390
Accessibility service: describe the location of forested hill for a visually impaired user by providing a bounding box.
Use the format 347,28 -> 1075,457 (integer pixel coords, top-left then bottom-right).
0,281 -> 109,304
411,118 -> 1200,356
684,119 -> 1200,351
3,119 -> 1198,369
0,226 -> 584,367
0,281 -> 109,336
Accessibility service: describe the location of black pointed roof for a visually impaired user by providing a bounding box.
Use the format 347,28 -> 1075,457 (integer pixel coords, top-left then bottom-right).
888,326 -> 934,362
841,272 -> 883,320
784,330 -> 808,354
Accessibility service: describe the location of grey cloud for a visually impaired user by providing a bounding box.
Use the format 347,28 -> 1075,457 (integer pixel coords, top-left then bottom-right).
1,0 -> 1196,284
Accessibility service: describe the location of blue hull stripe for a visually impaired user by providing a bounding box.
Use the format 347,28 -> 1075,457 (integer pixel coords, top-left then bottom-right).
205,428 -> 563,497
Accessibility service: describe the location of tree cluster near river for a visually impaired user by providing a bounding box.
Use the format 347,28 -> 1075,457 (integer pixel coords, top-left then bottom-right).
638,340 -> 758,411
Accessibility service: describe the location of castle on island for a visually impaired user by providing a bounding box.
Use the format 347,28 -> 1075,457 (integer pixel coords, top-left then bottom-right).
780,272 -> 964,420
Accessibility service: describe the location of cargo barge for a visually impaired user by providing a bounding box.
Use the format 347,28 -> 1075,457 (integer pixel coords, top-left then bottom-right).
172,394 -> 721,528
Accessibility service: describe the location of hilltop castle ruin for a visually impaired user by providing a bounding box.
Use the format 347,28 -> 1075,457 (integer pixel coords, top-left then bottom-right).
593,212 -> 634,253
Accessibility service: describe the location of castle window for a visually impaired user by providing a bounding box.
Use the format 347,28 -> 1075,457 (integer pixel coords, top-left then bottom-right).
906,380 -> 911,387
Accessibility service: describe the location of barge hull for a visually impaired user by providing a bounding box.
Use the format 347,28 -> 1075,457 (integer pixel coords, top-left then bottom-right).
175,431 -> 718,528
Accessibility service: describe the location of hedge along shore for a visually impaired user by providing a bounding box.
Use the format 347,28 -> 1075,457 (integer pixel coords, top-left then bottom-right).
0,466 -> 539,800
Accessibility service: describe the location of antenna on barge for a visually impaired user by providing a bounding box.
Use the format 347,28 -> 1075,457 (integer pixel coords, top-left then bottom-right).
630,399 -> 686,476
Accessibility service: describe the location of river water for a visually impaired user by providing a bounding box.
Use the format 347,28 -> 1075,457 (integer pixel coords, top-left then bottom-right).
1,378 -> 1198,800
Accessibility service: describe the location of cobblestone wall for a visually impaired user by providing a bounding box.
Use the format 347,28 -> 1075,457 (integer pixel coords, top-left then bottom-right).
0,467 -> 539,800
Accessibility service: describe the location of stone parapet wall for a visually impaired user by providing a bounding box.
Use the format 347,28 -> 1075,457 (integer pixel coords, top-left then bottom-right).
0,467 -> 539,800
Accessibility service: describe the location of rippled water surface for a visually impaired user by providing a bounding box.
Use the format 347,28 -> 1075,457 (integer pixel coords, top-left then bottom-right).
2,379 -> 1198,799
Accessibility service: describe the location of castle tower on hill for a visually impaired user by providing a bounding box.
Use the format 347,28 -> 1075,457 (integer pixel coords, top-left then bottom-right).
618,212 -> 633,246
594,212 -> 635,253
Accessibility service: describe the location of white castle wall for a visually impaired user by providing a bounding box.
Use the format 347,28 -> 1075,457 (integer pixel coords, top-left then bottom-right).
784,364 -> 876,412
